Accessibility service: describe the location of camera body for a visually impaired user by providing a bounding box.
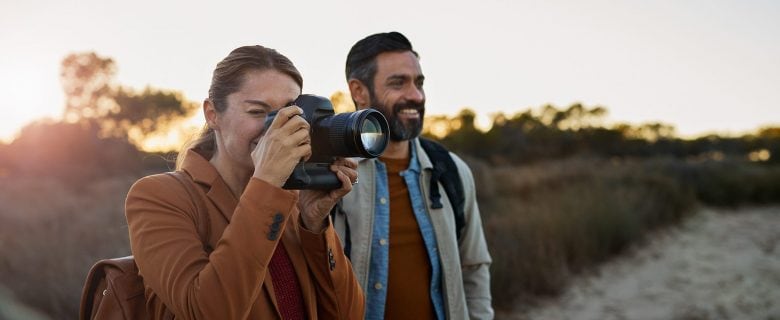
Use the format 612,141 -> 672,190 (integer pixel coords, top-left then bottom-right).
264,94 -> 389,190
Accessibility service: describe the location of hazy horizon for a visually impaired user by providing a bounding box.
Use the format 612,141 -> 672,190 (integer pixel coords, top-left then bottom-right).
2,0 -> 779,144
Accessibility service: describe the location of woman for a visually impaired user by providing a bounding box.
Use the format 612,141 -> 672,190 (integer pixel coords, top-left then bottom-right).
125,45 -> 364,319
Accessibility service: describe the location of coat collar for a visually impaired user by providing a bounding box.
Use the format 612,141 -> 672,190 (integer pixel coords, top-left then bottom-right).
180,149 -> 238,222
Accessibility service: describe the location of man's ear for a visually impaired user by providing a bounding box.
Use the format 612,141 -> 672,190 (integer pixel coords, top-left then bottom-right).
348,79 -> 370,110
203,99 -> 219,130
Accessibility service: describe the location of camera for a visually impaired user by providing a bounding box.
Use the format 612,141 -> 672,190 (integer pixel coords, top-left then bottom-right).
264,94 -> 389,190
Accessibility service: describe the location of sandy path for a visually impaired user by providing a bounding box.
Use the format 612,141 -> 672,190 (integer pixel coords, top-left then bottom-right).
515,207 -> 780,320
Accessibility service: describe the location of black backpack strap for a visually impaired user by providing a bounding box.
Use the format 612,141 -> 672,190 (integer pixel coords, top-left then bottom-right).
419,138 -> 467,241
167,171 -> 212,252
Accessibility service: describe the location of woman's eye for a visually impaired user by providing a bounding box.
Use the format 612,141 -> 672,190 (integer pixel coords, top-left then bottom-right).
248,109 -> 267,116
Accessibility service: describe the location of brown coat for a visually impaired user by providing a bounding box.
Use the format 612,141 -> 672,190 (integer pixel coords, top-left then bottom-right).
125,150 -> 364,319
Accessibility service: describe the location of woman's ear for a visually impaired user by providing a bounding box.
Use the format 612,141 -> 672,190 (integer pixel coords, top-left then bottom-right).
204,99 -> 219,130
348,79 -> 370,109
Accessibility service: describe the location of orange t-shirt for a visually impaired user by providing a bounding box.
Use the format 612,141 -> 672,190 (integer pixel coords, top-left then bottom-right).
381,156 -> 436,320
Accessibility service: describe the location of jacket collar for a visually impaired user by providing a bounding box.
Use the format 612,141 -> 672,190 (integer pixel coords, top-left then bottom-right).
180,149 -> 238,222
413,138 -> 435,171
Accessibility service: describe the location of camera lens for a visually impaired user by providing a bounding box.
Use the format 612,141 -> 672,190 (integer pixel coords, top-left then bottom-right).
314,108 -> 389,158
360,113 -> 387,156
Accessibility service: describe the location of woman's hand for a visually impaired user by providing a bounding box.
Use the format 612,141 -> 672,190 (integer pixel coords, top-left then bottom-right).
251,105 -> 312,187
298,158 -> 358,233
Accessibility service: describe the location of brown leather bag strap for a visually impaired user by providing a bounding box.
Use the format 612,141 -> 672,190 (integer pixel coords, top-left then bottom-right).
166,171 -> 212,249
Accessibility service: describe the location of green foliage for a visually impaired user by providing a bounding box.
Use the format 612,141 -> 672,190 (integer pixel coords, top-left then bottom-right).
684,160 -> 780,206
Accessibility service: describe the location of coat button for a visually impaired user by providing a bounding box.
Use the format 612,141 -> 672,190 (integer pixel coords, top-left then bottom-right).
270,221 -> 281,232
328,248 -> 336,270
267,231 -> 278,241
273,213 -> 284,223
374,283 -> 383,290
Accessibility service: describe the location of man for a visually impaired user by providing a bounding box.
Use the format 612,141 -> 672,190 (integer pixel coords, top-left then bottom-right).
333,31 -> 493,320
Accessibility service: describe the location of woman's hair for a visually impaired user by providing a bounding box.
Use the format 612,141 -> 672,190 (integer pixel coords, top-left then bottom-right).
176,45 -> 303,169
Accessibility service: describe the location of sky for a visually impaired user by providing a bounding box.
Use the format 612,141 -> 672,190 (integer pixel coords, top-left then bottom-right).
1,0 -> 779,144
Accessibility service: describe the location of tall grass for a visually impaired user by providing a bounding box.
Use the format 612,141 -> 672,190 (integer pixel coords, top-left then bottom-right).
1,156 -> 779,318
466,156 -> 780,312
0,176 -> 136,318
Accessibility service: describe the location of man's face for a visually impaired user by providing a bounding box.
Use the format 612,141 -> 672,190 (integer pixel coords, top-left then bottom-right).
368,51 -> 425,141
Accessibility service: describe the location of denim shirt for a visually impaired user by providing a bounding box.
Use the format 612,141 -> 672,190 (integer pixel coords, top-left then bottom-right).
365,141 -> 445,320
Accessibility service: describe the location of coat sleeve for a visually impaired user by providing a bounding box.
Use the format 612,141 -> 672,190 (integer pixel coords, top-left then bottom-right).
126,175 -> 297,319
298,216 -> 365,319
452,154 -> 495,320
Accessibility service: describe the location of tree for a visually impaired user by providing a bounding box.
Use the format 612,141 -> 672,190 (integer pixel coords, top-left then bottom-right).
59,52 -> 198,145
60,52 -> 116,121
108,87 -> 197,143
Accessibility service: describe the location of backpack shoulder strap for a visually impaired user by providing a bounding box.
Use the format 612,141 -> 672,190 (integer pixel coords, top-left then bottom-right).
166,171 -> 212,250
419,138 -> 467,241
79,256 -> 145,320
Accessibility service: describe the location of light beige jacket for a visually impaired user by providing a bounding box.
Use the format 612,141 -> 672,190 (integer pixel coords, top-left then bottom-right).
333,139 -> 493,319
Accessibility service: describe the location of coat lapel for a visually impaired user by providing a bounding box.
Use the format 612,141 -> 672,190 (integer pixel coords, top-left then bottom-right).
205,178 -> 238,223
181,149 -> 238,223
181,149 -> 314,317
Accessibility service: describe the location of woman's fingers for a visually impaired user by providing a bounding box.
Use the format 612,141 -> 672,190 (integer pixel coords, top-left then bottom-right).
330,170 -> 353,198
330,158 -> 358,185
271,105 -> 309,136
252,105 -> 312,186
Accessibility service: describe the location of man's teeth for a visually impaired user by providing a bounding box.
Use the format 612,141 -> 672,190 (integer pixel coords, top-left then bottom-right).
399,109 -> 419,115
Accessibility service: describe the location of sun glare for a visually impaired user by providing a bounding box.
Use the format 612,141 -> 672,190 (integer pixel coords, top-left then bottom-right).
138,113 -> 205,152
0,60 -> 63,143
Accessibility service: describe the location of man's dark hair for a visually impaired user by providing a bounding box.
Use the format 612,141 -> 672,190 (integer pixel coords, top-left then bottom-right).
345,31 -> 418,92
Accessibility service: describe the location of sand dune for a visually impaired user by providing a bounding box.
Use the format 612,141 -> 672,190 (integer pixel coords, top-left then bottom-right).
517,207 -> 780,320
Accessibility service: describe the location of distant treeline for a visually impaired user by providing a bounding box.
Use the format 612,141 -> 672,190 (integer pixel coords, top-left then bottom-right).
425,105 -> 779,165
1,103 -> 778,183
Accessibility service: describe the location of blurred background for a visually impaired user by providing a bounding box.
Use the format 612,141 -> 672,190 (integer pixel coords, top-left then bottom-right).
1,0 -> 779,319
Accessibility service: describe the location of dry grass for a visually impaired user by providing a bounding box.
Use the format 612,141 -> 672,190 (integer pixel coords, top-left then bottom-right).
0,175 -> 138,318
1,156 -> 778,318
467,156 -> 780,312
467,157 -> 696,311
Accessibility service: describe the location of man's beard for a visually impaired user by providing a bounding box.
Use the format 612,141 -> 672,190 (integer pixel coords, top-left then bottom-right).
370,96 -> 425,142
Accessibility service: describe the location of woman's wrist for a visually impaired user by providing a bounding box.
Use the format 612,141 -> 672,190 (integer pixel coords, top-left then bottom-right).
300,213 -> 328,234
252,170 -> 285,188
